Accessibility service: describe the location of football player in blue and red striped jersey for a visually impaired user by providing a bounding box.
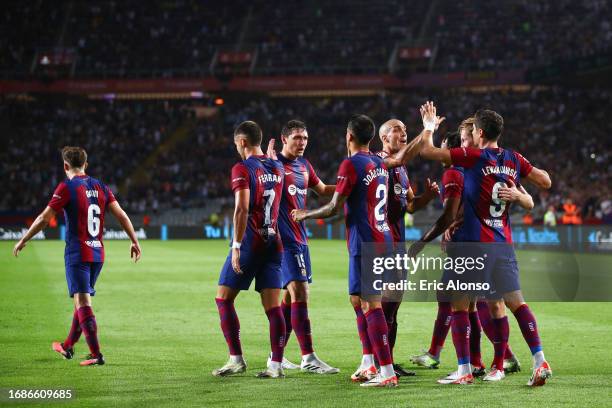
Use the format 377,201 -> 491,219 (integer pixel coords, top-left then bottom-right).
420,107 -> 553,386
376,119 -> 440,377
292,104 -> 439,388
411,119 -> 526,378
213,121 -> 288,379
268,120 -> 339,374
13,146 -> 141,366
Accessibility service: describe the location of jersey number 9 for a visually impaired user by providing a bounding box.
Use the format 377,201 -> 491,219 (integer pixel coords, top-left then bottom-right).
490,182 -> 507,217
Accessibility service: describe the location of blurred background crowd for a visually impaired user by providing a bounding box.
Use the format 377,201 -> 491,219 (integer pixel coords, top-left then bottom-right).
1,0 -> 610,226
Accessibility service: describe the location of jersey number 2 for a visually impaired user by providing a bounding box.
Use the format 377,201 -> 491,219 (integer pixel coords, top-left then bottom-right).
374,184 -> 387,221
87,204 -> 101,236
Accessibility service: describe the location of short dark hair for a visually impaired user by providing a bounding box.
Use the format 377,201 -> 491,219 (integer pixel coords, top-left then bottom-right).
444,131 -> 461,149
347,114 -> 375,146
474,109 -> 503,141
281,120 -> 307,137
62,146 -> 87,168
234,120 -> 262,146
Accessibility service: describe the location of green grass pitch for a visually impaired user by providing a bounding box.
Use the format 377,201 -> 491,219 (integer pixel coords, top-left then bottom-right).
1,240 -> 611,407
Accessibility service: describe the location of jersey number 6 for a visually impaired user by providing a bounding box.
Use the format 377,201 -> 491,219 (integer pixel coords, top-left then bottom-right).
87,204 -> 101,236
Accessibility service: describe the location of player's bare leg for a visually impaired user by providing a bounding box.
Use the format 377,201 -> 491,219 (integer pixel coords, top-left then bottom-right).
502,291 -> 551,386
281,281 -> 338,374
71,293 -> 104,366
256,288 -> 286,378
213,285 -> 246,376
359,298 -> 398,388
350,295 -> 377,382
438,294 -> 473,385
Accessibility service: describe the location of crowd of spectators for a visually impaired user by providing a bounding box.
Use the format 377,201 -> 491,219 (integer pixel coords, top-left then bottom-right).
433,0 -> 612,72
0,1 -> 65,76
65,0 -> 243,78
246,0 -> 426,75
1,97 -> 188,213
3,88 -> 609,224
3,0 -> 611,78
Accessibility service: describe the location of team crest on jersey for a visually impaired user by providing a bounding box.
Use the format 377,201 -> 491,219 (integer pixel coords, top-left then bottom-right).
393,183 -> 407,196
288,184 -> 307,196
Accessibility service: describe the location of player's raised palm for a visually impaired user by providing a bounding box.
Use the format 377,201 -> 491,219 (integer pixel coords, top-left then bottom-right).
420,101 -> 437,129
266,138 -> 278,160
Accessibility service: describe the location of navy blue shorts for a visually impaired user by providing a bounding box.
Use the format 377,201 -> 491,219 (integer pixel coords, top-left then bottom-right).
349,255 -> 362,295
65,261 -> 103,297
218,244 -> 282,292
481,245 -> 521,299
441,243 -> 520,300
281,244 -> 312,288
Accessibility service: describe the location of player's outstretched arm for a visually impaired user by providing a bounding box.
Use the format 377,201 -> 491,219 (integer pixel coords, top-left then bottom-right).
384,102 -> 444,169
383,133 -> 424,169
292,192 -> 347,222
406,178 -> 439,214
13,206 -> 56,257
524,167 -> 552,190
498,179 -> 534,210
419,140 -> 452,165
108,201 -> 142,262
417,102 -> 452,165
230,188 -> 250,274
311,181 -> 336,197
408,196 -> 461,257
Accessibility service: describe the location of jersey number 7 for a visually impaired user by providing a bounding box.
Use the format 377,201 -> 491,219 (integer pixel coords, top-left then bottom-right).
263,189 -> 275,227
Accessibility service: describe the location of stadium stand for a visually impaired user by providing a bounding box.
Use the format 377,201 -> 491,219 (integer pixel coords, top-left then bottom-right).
2,0 -> 610,77
0,1 -> 610,225
2,87 -> 610,224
